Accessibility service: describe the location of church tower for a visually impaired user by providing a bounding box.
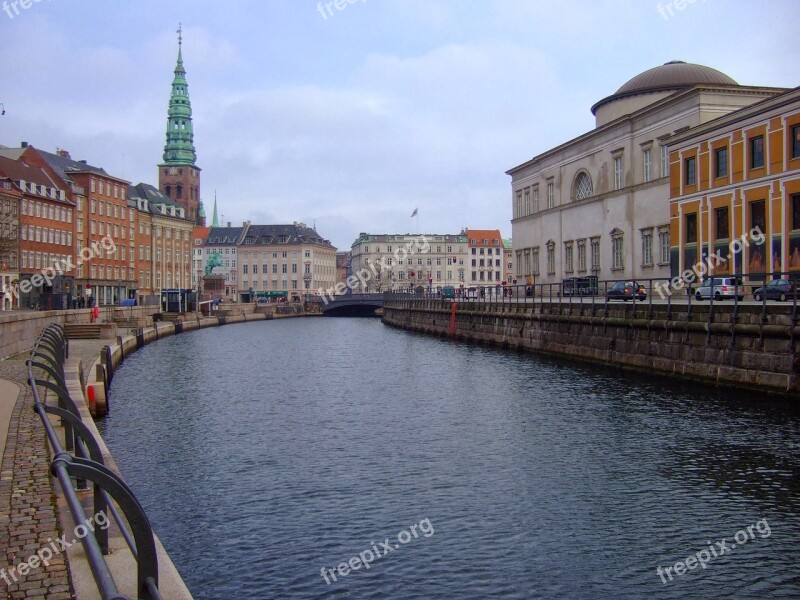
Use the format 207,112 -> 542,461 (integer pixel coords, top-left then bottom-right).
159,24 -> 202,224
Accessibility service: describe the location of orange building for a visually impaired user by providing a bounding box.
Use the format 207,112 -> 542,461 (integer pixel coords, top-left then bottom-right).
668,87 -> 800,286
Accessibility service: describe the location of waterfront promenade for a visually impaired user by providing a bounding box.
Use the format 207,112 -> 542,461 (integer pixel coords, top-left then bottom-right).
0,339 -> 108,599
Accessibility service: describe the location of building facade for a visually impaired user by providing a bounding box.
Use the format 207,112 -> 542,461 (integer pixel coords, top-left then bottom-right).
350,232 -> 467,292
0,155 -> 74,308
237,222 -> 337,301
667,86 -> 800,285
466,229 -> 504,285
503,239 -> 514,284
129,183 -> 194,304
0,170 -> 21,310
508,61 -> 785,287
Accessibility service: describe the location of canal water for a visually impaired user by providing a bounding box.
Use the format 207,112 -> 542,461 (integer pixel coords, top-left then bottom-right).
102,318 -> 800,600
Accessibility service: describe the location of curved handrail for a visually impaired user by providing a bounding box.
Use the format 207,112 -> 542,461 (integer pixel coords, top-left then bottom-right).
27,324 -> 165,600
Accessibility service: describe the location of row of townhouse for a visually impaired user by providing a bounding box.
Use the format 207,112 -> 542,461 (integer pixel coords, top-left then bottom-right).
0,143 -> 194,309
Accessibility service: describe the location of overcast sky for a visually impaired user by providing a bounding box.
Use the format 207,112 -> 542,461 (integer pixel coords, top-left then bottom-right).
0,0 -> 798,249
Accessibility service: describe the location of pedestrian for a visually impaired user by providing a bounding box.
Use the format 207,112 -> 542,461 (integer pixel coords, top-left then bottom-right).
92,303 -> 99,323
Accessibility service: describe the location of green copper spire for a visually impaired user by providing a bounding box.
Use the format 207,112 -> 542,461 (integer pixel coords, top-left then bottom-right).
211,192 -> 219,227
162,24 -> 197,165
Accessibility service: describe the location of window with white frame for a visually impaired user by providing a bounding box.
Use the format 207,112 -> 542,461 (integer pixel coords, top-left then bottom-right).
611,231 -> 624,270
661,144 -> 668,177
516,192 -> 522,218
532,247 -> 540,276
532,186 -> 539,213
659,227 -> 670,264
546,241 -> 555,274
574,172 -> 592,200
546,181 -> 554,209
614,156 -> 623,190
524,189 -> 530,215
577,240 -> 586,272
643,149 -> 652,182
590,238 -> 600,273
564,242 -> 574,273
641,228 -> 653,266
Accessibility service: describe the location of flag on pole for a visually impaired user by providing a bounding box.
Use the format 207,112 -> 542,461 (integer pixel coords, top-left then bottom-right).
411,208 -> 418,218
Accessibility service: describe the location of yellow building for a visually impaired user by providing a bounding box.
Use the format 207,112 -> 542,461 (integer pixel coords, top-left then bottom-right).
668,86 -> 800,286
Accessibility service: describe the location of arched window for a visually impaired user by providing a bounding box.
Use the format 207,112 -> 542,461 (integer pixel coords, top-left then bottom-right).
574,172 -> 593,200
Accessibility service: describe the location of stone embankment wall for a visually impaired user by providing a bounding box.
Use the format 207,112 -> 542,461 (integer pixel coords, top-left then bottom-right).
382,298 -> 800,396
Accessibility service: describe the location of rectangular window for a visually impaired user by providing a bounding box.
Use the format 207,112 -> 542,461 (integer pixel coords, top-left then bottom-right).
515,193 -> 522,218
715,207 -> 730,240
750,135 -> 764,169
685,156 -> 696,186
523,189 -> 530,216
661,145 -> 669,177
643,149 -> 652,183
751,200 -> 766,233
685,213 -> 698,244
793,125 -> 800,159
612,237 -> 623,270
642,231 -> 653,266
547,246 -> 555,274
659,229 -> 670,264
547,182 -> 554,209
577,242 -> 586,272
714,147 -> 728,178
614,157 -> 623,190
564,244 -> 574,273
591,240 -> 600,272
792,194 -> 800,231
532,187 -> 539,213
532,248 -> 540,276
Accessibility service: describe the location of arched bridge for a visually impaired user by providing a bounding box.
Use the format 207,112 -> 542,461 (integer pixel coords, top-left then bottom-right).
321,293 -> 384,316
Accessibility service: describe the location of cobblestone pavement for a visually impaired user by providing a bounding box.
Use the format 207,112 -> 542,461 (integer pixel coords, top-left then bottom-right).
0,340 -> 107,600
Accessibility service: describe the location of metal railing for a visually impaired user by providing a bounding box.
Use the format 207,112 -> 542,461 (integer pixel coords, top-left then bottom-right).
385,272 -> 800,351
26,323 -> 163,600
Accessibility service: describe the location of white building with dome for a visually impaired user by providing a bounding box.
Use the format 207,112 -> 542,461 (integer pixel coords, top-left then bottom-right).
507,61 -> 786,286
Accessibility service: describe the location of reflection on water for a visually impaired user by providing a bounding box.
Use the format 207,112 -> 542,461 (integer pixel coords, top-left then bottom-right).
102,318 -> 800,599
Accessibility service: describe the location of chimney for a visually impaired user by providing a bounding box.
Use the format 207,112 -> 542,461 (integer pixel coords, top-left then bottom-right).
56,149 -> 71,159
20,141 -> 28,148
79,160 -> 87,164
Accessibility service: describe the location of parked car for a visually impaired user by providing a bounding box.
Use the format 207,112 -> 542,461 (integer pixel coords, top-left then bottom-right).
606,281 -> 647,301
694,277 -> 744,301
753,279 -> 797,302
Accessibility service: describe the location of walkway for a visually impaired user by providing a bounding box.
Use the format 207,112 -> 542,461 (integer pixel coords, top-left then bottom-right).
0,340 -> 107,599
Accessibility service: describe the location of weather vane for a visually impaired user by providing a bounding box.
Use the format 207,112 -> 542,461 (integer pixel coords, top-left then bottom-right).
177,23 -> 182,47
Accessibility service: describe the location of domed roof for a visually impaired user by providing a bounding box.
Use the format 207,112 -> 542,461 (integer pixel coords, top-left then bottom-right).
616,61 -> 738,94
591,61 -> 739,116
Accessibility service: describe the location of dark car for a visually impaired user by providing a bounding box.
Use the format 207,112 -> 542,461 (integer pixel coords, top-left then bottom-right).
606,280 -> 647,301
753,279 -> 797,302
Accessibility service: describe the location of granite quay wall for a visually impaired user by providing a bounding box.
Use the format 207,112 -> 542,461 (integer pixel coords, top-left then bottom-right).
381,298 -> 800,397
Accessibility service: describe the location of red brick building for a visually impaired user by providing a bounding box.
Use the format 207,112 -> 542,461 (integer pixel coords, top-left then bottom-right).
0,155 -> 74,308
